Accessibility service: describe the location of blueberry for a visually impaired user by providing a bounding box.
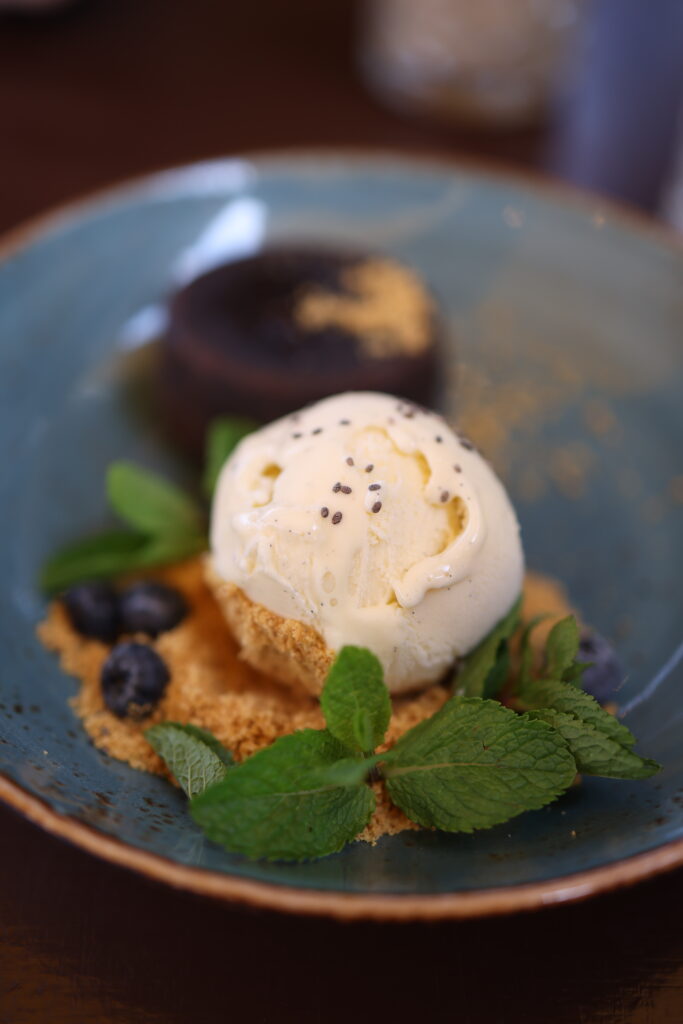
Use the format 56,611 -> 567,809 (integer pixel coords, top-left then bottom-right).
63,583 -> 120,643
577,629 -> 623,702
101,642 -> 170,718
119,582 -> 187,638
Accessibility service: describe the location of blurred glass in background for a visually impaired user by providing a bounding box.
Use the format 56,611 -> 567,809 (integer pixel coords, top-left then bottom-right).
359,0 -> 584,128
547,0 -> 683,222
360,0 -> 683,229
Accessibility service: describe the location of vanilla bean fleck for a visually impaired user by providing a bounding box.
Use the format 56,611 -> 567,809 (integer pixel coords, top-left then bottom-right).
368,483 -> 381,491
340,485 -> 352,494
312,427 -> 323,435
346,457 -> 354,466
371,501 -> 382,513
332,482 -> 342,493
331,511 -> 342,524
292,433 -> 302,439
320,507 -> 329,518
454,464 -> 462,473
365,464 -> 374,473
440,490 -> 449,503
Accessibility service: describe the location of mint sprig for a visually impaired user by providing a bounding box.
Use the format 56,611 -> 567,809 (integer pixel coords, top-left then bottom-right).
203,416 -> 257,497
107,461 -> 204,538
518,614 -> 548,688
40,526 -> 207,594
147,629 -> 660,862
40,461 -> 206,594
455,597 -> 521,698
525,710 -> 659,780
320,646 -> 391,754
191,730 -> 376,862
146,722 -> 234,798
513,616 -> 661,779
544,615 -> 580,679
382,698 -> 576,832
40,414 -> 255,593
516,678 -> 635,749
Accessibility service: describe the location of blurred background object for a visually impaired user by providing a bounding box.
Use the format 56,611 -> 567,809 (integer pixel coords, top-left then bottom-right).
547,0 -> 683,217
0,0 -> 682,232
359,0 -> 583,129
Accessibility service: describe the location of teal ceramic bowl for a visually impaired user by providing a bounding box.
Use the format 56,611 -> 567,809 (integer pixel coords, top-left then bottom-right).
1,153 -> 682,920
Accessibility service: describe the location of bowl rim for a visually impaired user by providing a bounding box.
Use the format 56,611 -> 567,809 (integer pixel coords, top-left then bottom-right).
3,773 -> 683,921
1,146 -> 682,262
2,148 -> 682,921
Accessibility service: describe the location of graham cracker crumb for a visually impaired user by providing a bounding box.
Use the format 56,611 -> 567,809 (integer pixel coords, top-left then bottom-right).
295,258 -> 433,359
205,561 -> 334,696
359,783 -> 421,844
37,560 -> 572,844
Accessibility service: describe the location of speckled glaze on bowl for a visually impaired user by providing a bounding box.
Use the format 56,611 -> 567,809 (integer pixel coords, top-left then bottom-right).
1,152 -> 682,920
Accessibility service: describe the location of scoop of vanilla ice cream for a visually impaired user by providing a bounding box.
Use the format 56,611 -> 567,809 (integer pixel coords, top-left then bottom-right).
210,392 -> 524,693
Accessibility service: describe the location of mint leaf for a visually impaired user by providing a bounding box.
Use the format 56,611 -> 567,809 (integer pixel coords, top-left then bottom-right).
128,530 -> 208,566
320,646 -> 391,754
203,416 -> 257,497
456,597 -> 522,698
107,461 -> 204,537
40,458 -> 208,592
381,697 -> 576,833
166,723 -> 235,768
526,710 -> 660,780
545,616 -> 580,680
562,661 -> 588,686
305,754 -> 380,788
482,640 -> 511,700
146,722 -> 233,797
191,730 -> 375,861
516,679 -> 635,748
41,530 -> 149,593
40,528 -> 207,594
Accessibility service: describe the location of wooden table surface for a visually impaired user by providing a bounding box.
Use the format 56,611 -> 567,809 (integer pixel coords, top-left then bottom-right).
2,2 -> 682,1021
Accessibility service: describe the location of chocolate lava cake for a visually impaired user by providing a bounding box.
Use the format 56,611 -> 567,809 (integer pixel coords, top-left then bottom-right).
159,247 -> 443,454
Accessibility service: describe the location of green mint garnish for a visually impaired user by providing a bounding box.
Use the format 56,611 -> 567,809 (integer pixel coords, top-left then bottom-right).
190,730 -> 375,862
107,461 -> 204,538
145,620 -> 660,862
203,416 -> 257,497
525,710 -> 660,780
320,646 -> 391,754
381,697 -> 576,832
518,614 -> 548,688
562,661 -> 589,686
41,417 -> 254,592
146,722 -> 234,798
516,678 -> 635,748
456,597 -> 521,698
175,723 -> 235,768
544,615 -> 580,680
40,528 -> 206,593
41,530 -> 152,593
40,460 -> 209,594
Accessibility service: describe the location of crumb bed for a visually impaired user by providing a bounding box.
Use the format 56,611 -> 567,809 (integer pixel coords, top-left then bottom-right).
38,559 -> 572,844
